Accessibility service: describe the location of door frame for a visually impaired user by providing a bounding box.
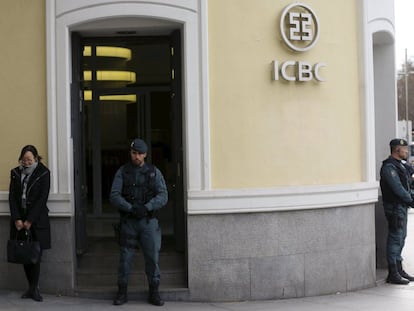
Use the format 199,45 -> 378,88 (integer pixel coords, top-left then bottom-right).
71,33 -> 186,255
49,5 -> 209,289
49,2 -> 209,201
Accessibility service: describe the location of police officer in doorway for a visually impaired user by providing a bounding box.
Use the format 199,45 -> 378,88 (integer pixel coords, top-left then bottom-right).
110,138 -> 168,306
380,138 -> 414,284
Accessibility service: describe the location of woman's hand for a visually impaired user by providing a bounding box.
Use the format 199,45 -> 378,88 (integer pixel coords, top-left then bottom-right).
23,221 -> 32,230
15,220 -> 24,231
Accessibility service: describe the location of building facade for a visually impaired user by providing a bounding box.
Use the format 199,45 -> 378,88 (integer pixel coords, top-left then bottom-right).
0,0 -> 396,301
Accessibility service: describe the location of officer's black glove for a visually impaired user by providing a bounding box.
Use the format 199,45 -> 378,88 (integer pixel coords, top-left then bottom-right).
409,199 -> 414,209
131,203 -> 148,219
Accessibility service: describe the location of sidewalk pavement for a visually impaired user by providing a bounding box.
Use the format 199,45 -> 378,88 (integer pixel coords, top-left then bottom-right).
1,282 -> 414,311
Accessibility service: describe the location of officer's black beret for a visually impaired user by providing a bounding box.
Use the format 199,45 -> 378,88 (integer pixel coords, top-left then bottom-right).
130,138 -> 148,153
389,138 -> 408,147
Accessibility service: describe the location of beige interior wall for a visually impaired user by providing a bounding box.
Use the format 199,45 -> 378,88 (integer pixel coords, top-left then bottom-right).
209,0 -> 362,188
0,0 -> 47,190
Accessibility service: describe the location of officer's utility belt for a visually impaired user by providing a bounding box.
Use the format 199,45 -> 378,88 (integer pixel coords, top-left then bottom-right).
120,210 -> 156,220
384,200 -> 409,208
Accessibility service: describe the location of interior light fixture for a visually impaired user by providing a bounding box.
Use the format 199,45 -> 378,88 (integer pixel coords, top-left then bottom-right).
83,70 -> 136,83
100,94 -> 137,102
84,90 -> 92,101
83,46 -> 132,60
83,90 -> 137,103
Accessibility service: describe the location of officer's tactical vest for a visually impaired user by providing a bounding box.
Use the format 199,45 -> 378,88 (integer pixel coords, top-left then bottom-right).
380,157 -> 410,204
121,162 -> 156,205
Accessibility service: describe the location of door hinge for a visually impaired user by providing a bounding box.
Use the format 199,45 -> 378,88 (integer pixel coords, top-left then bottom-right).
79,90 -> 83,113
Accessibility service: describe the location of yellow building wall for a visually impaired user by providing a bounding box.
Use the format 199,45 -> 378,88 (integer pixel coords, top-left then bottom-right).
209,0 -> 362,188
0,0 -> 47,191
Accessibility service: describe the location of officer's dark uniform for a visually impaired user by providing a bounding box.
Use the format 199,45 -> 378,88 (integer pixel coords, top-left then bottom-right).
110,139 -> 168,306
380,138 -> 414,284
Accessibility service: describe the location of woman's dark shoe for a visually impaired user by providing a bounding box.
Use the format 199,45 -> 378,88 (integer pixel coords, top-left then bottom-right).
21,290 -> 32,299
22,287 -> 43,301
21,288 -> 43,301
30,287 -> 43,302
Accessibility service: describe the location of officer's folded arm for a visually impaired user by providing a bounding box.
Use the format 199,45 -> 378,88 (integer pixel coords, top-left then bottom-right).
384,167 -> 413,204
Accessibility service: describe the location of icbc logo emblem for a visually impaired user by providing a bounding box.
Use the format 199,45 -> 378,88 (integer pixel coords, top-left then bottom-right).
272,2 -> 325,82
280,3 -> 319,52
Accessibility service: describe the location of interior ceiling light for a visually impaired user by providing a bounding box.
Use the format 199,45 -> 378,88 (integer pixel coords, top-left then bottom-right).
83,90 -> 137,103
83,70 -> 136,83
83,46 -> 132,60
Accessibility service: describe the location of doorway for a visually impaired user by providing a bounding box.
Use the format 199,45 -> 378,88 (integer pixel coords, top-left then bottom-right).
71,32 -> 186,292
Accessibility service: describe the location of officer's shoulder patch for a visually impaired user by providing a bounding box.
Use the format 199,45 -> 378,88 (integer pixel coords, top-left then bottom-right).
391,170 -> 397,177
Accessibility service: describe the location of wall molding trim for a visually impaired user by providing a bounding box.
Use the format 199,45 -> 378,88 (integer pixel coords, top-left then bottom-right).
187,182 -> 379,215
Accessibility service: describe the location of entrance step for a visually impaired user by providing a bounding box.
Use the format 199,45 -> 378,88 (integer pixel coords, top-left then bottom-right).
75,286 -> 190,301
76,236 -> 187,298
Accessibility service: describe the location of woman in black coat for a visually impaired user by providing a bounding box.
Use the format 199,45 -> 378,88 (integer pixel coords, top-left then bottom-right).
9,145 -> 51,302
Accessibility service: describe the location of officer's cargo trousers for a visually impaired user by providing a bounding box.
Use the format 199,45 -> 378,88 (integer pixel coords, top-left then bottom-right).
384,203 -> 408,265
117,217 -> 161,287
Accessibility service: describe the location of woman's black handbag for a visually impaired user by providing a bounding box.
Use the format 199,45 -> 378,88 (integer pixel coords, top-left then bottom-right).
7,230 -> 41,264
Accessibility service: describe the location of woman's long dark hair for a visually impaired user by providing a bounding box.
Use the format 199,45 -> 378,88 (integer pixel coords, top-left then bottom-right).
18,145 -> 42,162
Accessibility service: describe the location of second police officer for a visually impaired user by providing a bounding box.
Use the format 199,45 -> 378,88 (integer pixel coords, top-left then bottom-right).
110,138 -> 168,306
380,138 -> 414,284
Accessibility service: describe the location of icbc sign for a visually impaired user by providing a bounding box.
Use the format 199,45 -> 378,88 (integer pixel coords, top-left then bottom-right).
272,3 -> 326,82
280,2 -> 319,52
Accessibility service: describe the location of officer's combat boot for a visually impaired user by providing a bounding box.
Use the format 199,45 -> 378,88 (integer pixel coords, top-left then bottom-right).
387,264 -> 409,284
113,284 -> 128,305
397,260 -> 414,281
148,285 -> 164,306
